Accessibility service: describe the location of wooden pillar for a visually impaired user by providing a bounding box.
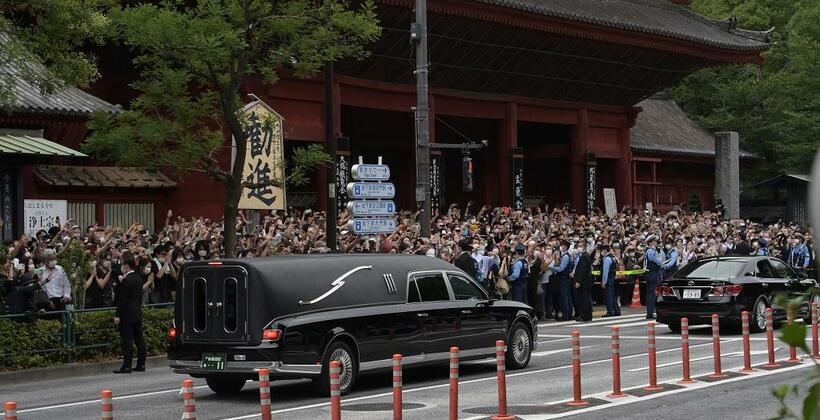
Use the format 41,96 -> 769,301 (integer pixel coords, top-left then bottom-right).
570,108 -> 589,211
497,103 -> 517,206
616,126 -> 633,209
317,81 -> 342,212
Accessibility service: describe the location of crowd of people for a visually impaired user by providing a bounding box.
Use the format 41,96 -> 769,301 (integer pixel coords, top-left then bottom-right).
0,203 -> 816,322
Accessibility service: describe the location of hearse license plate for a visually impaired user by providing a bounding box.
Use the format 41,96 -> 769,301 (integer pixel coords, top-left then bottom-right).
201,353 -> 226,370
683,289 -> 701,299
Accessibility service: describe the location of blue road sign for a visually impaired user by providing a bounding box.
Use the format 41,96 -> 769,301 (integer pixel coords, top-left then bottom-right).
347,200 -> 396,217
351,164 -> 391,181
348,218 -> 397,235
346,182 -> 396,199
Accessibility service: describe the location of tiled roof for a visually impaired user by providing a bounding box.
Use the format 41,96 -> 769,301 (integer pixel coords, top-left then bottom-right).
475,0 -> 771,51
0,134 -> 87,157
631,97 -> 758,159
33,165 -> 176,189
0,33 -> 120,116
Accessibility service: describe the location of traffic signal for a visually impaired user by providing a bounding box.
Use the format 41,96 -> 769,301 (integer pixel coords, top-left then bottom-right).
462,155 -> 473,192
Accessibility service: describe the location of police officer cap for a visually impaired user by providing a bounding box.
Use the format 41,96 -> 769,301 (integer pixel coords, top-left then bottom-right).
646,235 -> 658,243
611,242 -> 621,249
795,232 -> 804,239
514,243 -> 526,254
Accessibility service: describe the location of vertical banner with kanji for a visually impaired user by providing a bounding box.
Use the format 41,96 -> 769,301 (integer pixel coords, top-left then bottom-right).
24,199 -> 66,235
237,98 -> 287,210
586,164 -> 597,215
512,148 -> 524,211
430,154 -> 441,212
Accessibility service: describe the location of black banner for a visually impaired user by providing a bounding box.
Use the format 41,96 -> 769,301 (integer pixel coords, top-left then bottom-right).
336,137 -> 350,214
1,169 -> 15,241
512,148 -> 524,211
430,155 -> 442,211
586,163 -> 597,215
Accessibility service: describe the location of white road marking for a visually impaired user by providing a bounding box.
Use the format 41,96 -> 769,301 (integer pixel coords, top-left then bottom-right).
538,337 -> 574,344
537,314 -> 645,328
538,333 -> 716,341
532,345 -> 596,357
6,385 -> 209,415
533,362 -> 813,419
567,317 -> 650,328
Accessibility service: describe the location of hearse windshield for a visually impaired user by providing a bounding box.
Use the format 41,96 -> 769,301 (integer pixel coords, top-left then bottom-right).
675,259 -> 746,279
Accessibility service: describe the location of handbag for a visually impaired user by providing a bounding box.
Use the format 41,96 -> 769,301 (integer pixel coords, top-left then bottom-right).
496,277 -> 510,295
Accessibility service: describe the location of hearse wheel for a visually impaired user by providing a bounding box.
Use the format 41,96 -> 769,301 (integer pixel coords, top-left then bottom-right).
205,375 -> 247,395
505,322 -> 532,370
313,340 -> 358,396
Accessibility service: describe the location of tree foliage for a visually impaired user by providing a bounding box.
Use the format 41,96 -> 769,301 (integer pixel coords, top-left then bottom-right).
673,0 -> 820,178
83,0 -> 380,256
0,0 -> 106,109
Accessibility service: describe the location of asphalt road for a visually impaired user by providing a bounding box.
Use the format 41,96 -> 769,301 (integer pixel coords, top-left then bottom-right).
1,308 -> 812,419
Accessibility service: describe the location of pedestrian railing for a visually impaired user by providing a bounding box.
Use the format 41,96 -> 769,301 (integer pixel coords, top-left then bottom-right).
0,303 -> 173,365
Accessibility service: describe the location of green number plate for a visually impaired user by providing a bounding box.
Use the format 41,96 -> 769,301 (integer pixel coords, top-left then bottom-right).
201,353 -> 226,370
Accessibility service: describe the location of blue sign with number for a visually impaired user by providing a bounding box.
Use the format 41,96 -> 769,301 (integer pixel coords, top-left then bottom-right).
351,164 -> 390,181
346,182 -> 396,199
347,200 -> 396,216
348,218 -> 397,234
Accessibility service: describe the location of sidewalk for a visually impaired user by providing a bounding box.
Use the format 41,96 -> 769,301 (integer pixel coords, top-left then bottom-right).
0,355 -> 168,385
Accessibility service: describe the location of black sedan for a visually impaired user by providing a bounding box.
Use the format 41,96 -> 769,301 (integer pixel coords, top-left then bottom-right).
656,256 -> 819,332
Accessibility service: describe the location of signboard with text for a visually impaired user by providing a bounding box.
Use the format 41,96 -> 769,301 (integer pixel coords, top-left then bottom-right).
603,188 -> 617,217
347,200 -> 396,217
237,98 -> 286,210
345,157 -> 396,236
347,218 -> 397,235
24,199 -> 66,235
351,164 -> 390,181
346,182 -> 396,199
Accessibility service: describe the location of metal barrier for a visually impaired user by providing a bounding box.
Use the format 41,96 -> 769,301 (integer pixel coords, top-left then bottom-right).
0,303 -> 173,365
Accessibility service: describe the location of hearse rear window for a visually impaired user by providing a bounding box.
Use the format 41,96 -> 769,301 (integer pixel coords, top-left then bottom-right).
413,273 -> 450,302
407,280 -> 421,303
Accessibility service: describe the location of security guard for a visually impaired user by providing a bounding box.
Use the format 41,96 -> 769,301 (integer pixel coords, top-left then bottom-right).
554,240 -> 573,321
601,244 -> 620,317
644,236 -> 664,320
507,244 -> 529,304
788,233 -> 811,277
662,239 -> 678,280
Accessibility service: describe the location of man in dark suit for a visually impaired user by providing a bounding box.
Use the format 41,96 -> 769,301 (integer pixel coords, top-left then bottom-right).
454,240 -> 480,281
572,241 -> 594,322
113,252 -> 146,373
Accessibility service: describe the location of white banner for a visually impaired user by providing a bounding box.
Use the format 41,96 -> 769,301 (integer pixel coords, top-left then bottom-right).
24,199 -> 67,235
603,188 -> 617,217
237,98 -> 286,210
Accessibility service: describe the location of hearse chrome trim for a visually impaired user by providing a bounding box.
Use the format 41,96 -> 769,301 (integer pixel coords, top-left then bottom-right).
382,273 -> 397,294
358,347 -> 497,371
299,265 -> 373,306
169,360 -> 322,376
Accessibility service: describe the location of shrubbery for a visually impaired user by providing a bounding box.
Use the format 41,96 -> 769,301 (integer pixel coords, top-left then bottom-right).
0,307 -> 173,370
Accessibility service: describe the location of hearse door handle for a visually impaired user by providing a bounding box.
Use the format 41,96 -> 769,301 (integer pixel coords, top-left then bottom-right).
416,312 -> 429,318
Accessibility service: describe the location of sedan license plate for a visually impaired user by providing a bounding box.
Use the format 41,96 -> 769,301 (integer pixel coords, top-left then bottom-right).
682,289 -> 701,299
201,353 -> 226,370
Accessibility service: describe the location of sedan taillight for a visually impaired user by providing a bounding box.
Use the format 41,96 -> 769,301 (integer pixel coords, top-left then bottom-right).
709,285 -> 743,297
262,328 -> 282,341
658,286 -> 673,297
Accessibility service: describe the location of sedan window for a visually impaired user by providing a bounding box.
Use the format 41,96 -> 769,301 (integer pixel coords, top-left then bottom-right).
675,259 -> 745,279
769,259 -> 795,279
756,261 -> 775,278
448,274 -> 486,301
413,273 -> 451,302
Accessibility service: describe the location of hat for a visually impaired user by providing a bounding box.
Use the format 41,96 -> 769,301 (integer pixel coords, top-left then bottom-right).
514,244 -> 526,254
646,236 -> 658,244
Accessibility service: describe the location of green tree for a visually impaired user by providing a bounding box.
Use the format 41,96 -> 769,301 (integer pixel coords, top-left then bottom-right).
0,0 -> 106,108
83,0 -> 380,256
673,0 -> 820,179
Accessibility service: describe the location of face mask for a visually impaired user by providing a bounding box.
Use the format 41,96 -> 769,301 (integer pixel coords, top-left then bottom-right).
198,250 -> 208,257
143,266 -> 152,275
47,260 -> 56,269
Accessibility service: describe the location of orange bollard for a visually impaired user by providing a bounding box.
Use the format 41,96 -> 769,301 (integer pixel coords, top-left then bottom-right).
492,340 -> 515,420
259,368 -> 272,420
787,310 -> 802,363
567,331 -> 589,406
608,326 -> 625,397
678,317 -> 695,384
764,308 -> 780,368
329,360 -> 342,420
740,311 -> 755,372
449,347 -> 459,420
393,354 -> 403,420
812,302 -> 819,359
181,379 -> 197,420
628,279 -> 642,309
101,390 -> 113,420
709,314 -> 727,378
644,322 -> 663,391
4,402 -> 17,420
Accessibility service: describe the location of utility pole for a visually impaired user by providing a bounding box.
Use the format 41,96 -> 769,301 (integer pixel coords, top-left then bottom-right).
413,0 -> 431,238
324,62 -> 338,251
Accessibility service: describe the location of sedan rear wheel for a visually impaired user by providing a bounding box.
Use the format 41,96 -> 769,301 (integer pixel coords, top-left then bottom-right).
751,296 -> 768,333
505,322 -> 532,370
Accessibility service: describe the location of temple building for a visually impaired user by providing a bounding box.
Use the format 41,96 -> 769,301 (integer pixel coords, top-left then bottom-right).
2,0 -> 772,237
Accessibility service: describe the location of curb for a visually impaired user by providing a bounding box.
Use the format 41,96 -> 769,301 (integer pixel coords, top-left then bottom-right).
0,355 -> 169,385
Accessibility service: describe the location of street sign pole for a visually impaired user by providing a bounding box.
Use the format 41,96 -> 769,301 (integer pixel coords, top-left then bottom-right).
346,157 -> 396,239
414,0 -> 431,238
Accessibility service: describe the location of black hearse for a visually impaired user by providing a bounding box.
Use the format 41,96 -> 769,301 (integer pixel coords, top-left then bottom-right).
168,254 -> 537,395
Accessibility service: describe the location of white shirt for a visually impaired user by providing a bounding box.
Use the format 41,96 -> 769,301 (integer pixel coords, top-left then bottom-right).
41,264 -> 72,300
